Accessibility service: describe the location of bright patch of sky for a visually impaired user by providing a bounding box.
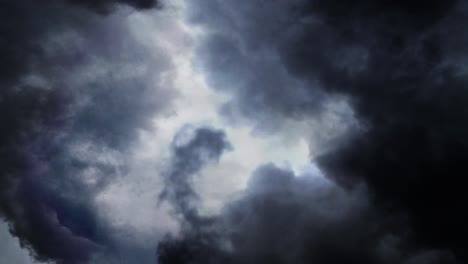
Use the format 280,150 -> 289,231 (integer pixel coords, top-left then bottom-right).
0,221 -> 39,264
0,2 -> 324,262
95,0 -> 320,235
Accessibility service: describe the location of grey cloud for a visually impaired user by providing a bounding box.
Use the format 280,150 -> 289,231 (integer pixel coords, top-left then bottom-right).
0,1 -> 170,263
177,0 -> 468,262
68,0 -> 160,12
160,126 -> 232,226
158,164 -> 457,264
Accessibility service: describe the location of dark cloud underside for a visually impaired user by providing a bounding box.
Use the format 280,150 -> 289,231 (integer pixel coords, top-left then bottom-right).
157,0 -> 468,263
160,126 -> 232,226
3,0 -> 468,263
68,0 -> 159,12
158,164 -> 457,264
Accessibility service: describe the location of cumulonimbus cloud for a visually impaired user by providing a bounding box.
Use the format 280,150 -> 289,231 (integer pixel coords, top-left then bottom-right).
158,0 -> 468,263
3,1 -> 468,263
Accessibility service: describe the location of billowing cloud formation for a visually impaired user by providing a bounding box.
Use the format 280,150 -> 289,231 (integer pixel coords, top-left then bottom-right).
156,0 -> 468,262
4,0 -> 468,263
160,126 -> 232,227
0,0 -> 168,263
158,164 -> 456,264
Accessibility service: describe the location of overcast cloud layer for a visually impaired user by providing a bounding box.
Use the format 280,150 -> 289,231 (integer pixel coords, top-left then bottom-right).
0,0 -> 173,263
1,0 -> 468,264
159,0 -> 468,263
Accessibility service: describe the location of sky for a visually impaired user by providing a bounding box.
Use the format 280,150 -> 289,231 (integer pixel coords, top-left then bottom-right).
1,0 -> 468,264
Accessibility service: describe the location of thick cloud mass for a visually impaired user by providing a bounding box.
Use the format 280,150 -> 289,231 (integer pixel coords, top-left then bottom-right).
156,0 -> 468,263
158,164 -> 457,264
160,126 -> 232,226
0,0 -> 167,263
4,0 -> 468,263
68,0 -> 159,12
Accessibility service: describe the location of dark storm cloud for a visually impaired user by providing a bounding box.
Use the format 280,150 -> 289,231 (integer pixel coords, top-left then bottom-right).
159,0 -> 468,262
0,0 -> 167,263
160,126 -> 232,225
68,0 -> 160,12
158,164 -> 457,264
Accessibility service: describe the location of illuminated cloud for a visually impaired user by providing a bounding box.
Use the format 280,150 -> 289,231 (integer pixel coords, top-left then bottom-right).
2,1 -> 468,264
